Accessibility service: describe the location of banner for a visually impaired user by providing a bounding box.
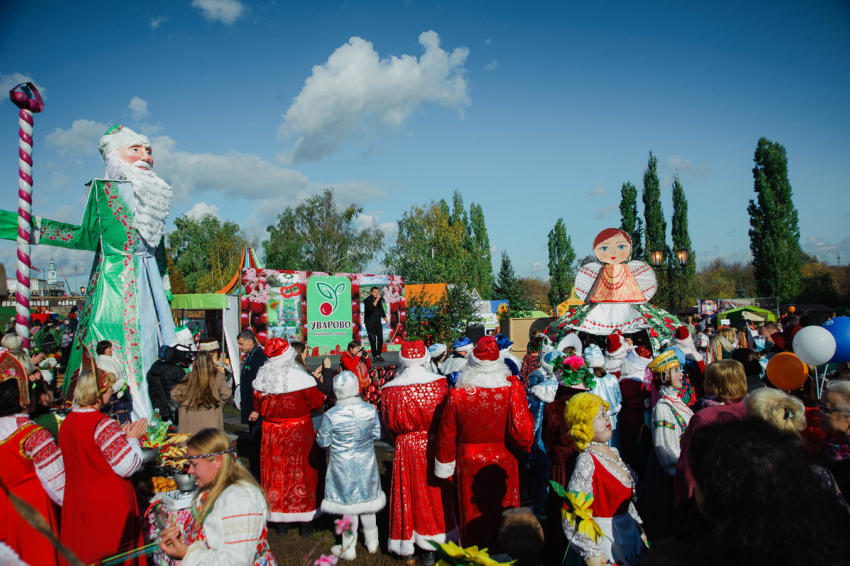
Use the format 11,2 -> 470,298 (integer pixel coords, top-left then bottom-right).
240,269 -> 405,356
698,298 -> 719,317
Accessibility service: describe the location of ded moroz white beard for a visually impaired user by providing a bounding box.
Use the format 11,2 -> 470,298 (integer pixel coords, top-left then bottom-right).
104,151 -> 173,247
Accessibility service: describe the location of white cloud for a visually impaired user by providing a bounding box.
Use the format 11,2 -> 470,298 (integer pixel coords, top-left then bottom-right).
597,205 -> 617,218
278,31 -> 471,164
150,16 -> 168,29
138,123 -> 164,135
44,119 -> 109,156
484,59 -> 499,71
490,245 -> 499,255
530,261 -> 546,273
484,38 -> 492,46
588,183 -> 607,197
662,156 -> 711,182
191,0 -> 245,25
0,73 -> 46,101
128,97 -> 150,121
803,236 -> 850,264
184,202 -> 220,219
150,135 -> 386,227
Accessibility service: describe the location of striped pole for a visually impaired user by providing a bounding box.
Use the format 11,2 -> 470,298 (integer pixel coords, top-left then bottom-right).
9,83 -> 44,349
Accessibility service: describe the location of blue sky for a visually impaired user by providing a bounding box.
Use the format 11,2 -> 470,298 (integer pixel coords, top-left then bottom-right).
1,0 -> 848,289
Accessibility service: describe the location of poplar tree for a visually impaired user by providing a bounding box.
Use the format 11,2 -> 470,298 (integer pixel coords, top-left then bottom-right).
469,203 -> 494,298
670,176 -> 696,311
642,151 -> 671,308
547,218 -> 575,311
619,181 -> 644,259
747,138 -> 803,301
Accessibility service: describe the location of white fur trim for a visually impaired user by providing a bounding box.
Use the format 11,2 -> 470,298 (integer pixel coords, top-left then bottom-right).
399,348 -> 431,367
253,348 -> 317,394
603,348 -> 628,372
434,459 -> 456,479
268,509 -> 322,522
670,337 -> 704,363
381,365 -> 444,388
321,492 -> 386,515
455,352 -> 511,389
455,343 -> 474,353
98,126 -> 149,156
529,378 -> 559,403
388,526 -> 460,556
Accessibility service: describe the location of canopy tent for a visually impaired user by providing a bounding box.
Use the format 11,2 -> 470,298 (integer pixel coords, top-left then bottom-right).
552,287 -> 584,317
215,247 -> 264,294
171,293 -> 242,388
716,305 -> 778,326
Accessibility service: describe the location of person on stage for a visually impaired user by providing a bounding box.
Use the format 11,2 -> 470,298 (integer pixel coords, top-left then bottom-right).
363,287 -> 389,362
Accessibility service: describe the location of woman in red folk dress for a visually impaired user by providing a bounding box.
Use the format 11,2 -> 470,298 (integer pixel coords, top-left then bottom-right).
435,336 -> 534,553
60,368 -> 148,566
381,340 -> 458,563
0,353 -> 65,566
253,338 -> 326,537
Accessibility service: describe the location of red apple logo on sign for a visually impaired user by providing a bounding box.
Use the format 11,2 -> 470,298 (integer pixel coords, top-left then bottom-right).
320,302 -> 333,316
316,281 -> 346,317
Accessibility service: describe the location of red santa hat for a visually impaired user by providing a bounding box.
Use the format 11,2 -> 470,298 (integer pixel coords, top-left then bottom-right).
674,326 -> 689,341
264,338 -> 290,358
670,326 -> 704,363
400,340 -> 430,366
473,336 -> 500,362
606,330 -> 627,358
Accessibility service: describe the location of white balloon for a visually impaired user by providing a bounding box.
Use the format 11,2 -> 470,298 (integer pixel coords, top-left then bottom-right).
793,326 -> 837,366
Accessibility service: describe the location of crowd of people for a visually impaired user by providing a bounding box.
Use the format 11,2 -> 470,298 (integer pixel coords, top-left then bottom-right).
2,304 -> 850,566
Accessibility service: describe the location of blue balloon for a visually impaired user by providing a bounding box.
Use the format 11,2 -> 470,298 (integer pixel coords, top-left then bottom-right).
822,316 -> 850,364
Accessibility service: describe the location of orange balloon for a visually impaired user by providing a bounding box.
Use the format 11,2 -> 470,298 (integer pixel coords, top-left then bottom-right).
789,306 -> 796,313
766,352 -> 808,390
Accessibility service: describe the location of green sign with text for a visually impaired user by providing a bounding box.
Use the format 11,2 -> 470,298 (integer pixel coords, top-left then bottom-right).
306,274 -> 352,355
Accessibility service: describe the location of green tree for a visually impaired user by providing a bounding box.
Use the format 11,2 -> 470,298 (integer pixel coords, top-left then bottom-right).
547,218 -> 575,310
404,285 -> 483,345
385,195 -> 494,295
263,188 -> 384,273
167,213 -> 254,293
469,202 -> 494,298
669,176 -> 696,311
642,151 -> 670,308
747,138 -> 803,301
493,251 -> 531,317
619,181 -> 644,259
695,258 -> 756,299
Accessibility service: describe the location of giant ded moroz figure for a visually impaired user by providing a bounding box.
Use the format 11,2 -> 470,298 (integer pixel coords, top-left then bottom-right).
0,125 -> 175,417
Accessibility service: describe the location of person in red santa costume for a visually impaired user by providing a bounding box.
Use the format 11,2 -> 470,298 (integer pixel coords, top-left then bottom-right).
0,352 -> 65,566
616,345 -> 653,471
669,325 -> 706,400
252,338 -> 326,537
435,336 -> 534,553
381,340 -> 458,564
603,330 -> 629,378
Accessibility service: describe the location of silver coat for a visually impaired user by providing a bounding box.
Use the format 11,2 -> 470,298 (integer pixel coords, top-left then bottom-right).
316,398 -> 386,514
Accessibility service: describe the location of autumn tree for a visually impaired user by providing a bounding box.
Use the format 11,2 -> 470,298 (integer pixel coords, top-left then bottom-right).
520,277 -> 551,312
547,218 -> 575,311
747,138 -> 803,301
263,188 -> 384,273
167,213 -> 254,293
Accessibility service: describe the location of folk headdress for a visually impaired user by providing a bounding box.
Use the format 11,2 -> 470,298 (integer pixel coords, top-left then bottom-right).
0,350 -> 29,406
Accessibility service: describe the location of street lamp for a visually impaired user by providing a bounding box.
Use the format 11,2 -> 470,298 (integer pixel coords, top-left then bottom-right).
651,248 -> 690,314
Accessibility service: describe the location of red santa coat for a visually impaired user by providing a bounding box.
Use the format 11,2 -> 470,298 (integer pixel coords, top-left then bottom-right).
435,360 -> 534,552
381,365 -> 458,555
0,416 -> 64,566
253,347 -> 326,523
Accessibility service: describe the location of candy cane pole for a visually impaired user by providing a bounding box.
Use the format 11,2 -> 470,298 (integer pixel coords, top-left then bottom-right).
9,83 -> 44,349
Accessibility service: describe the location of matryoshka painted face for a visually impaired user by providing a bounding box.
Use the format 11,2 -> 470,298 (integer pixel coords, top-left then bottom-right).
594,235 -> 632,265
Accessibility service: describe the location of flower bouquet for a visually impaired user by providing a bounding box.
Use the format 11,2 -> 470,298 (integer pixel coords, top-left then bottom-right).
555,355 -> 597,390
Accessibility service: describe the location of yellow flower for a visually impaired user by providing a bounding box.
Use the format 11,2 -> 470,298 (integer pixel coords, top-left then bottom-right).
562,491 -> 605,543
437,541 -> 468,558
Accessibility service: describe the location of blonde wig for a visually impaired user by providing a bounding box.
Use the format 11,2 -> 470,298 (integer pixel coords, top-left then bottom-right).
745,388 -> 805,435
565,393 -> 610,451
187,428 -> 263,523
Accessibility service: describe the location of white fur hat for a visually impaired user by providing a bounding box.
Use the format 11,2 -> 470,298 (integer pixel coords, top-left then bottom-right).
334,371 -> 360,400
556,333 -> 583,356
584,344 -> 605,368
428,343 -> 447,358
97,124 -> 150,157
